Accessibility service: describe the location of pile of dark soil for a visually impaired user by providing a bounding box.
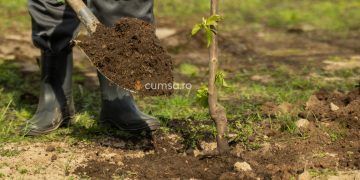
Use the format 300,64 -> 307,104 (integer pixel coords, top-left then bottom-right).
79,18 -> 173,96
73,87 -> 360,179
299,86 -> 360,168
301,85 -> 360,126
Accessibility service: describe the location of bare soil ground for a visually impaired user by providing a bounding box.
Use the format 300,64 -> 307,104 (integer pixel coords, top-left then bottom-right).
0,22 -> 359,179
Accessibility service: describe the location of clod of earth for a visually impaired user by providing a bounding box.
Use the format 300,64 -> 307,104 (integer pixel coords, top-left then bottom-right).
78,17 -> 174,96
45,145 -> 56,152
301,86 -> 360,123
51,154 -> 57,161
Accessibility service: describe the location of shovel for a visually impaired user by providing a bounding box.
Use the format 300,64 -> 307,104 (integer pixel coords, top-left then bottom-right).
66,0 -> 136,92
66,0 -> 99,34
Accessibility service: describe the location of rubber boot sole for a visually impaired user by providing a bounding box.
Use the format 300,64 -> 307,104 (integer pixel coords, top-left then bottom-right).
25,116 -> 72,136
101,118 -> 160,132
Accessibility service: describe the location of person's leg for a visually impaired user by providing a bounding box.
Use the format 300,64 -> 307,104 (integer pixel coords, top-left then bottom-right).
89,0 -> 159,131
89,0 -> 154,26
24,0 -> 80,135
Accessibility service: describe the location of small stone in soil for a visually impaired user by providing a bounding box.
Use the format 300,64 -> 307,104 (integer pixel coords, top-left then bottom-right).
296,119 -> 310,129
330,102 -> 340,111
234,162 -> 252,172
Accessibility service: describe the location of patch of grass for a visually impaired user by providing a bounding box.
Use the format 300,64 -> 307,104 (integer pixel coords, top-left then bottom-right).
319,124 -> 345,143
240,82 -> 311,104
308,168 -> 337,177
234,65 -> 320,104
67,177 -> 76,180
186,124 -> 217,148
178,63 -> 200,77
278,113 -> 299,135
327,129 -> 344,143
248,142 -> 262,150
0,59 -> 107,143
0,60 -> 38,142
72,112 -> 98,130
18,168 -> 28,175
64,155 -> 75,176
0,163 -> 9,168
142,94 -> 209,122
313,152 -> 327,158
156,0 -> 360,32
230,0 -> 360,31
0,99 -> 14,139
230,121 -> 256,143
332,69 -> 359,79
1,0 -> 360,34
0,148 -> 20,157
0,173 -> 4,178
0,61 -> 23,87
0,0 -> 29,34
329,132 -> 340,142
155,0 -> 209,25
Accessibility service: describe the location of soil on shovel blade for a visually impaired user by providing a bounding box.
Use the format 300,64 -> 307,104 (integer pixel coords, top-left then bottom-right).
78,17 -> 173,96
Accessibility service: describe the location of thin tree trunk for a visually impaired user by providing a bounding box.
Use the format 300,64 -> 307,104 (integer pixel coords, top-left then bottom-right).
208,0 -> 229,154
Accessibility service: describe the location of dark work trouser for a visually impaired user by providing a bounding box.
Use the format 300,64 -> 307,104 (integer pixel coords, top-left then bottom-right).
28,0 -> 155,53
29,0 -> 160,131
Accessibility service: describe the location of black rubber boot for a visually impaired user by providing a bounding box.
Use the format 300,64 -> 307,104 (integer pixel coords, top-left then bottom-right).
23,50 -> 75,136
98,73 -> 160,131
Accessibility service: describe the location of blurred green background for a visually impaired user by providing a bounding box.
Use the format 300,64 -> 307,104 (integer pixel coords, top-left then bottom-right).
1,0 -> 360,33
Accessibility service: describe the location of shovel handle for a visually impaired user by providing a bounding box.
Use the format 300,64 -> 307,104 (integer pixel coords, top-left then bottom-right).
66,0 -> 100,34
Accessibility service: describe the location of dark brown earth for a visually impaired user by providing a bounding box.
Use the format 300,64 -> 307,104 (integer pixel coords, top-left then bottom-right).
79,18 -> 173,96
74,131 -> 256,180
73,87 -> 360,180
299,85 -> 360,169
301,84 -> 360,124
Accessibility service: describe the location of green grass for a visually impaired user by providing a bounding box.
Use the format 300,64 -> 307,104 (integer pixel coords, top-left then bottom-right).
308,168 -> 337,177
155,0 -> 360,32
278,113 -> 299,135
0,60 -> 32,142
179,63 -> 200,77
142,94 -> 209,122
0,148 -> 20,157
155,0 -> 210,20
0,59 -> 103,143
322,127 -> 345,143
18,168 -> 28,175
0,0 -> 29,34
2,0 -> 360,33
